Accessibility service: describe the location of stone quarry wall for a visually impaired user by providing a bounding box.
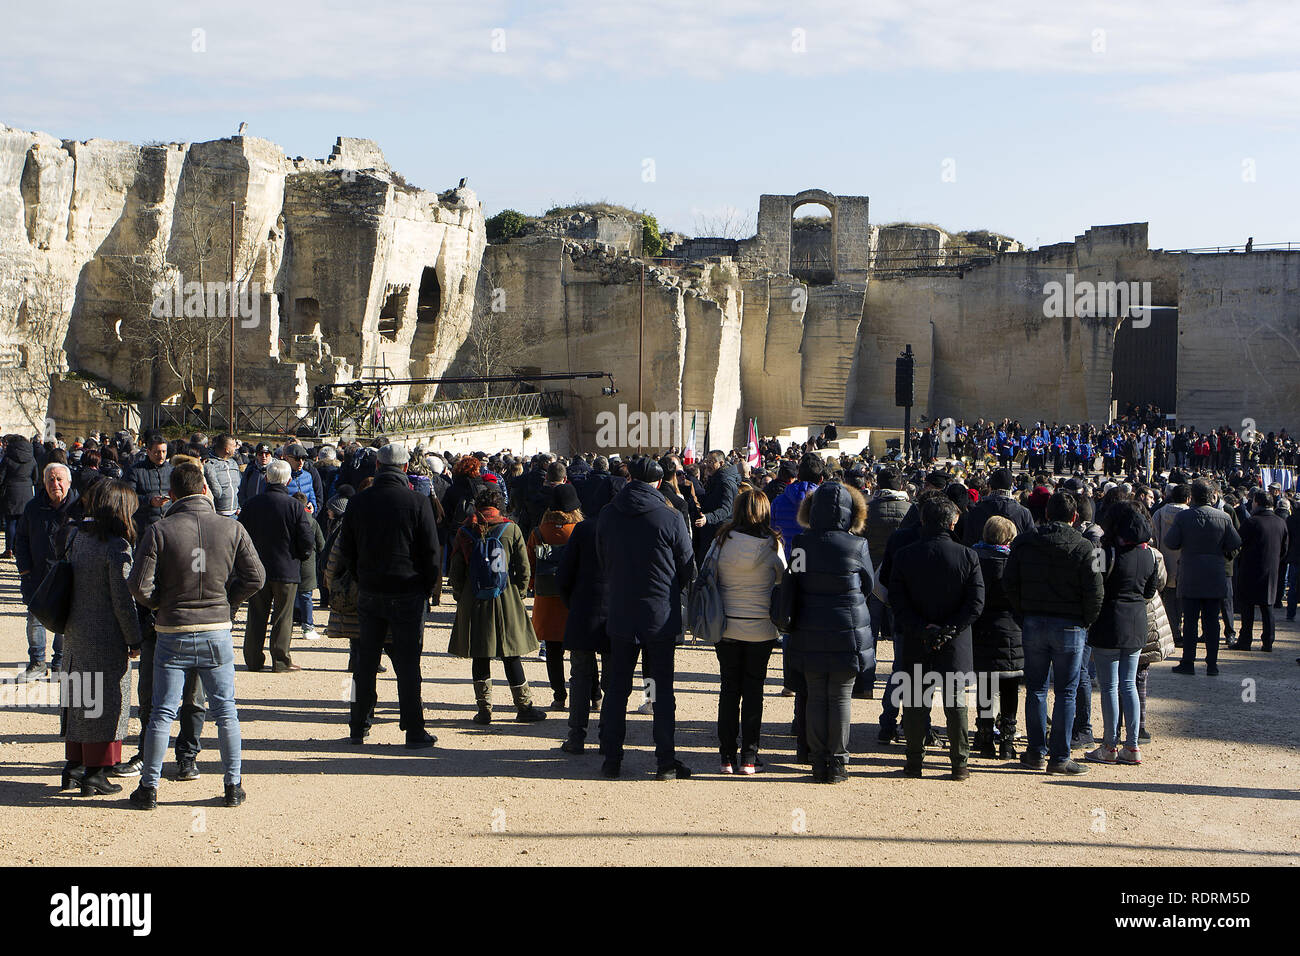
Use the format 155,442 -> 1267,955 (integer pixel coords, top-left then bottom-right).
1175,251 -> 1300,433
4,129 -> 1298,448
470,238 -> 743,453
0,125 -> 483,433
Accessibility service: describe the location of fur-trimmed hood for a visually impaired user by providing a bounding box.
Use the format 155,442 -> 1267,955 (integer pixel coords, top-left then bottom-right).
797,480 -> 867,534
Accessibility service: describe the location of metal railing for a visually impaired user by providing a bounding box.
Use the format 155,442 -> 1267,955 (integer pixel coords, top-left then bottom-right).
150,390 -> 564,440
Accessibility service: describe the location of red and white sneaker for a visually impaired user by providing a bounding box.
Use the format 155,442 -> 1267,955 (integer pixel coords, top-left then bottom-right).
740,761 -> 759,775
1117,745 -> 1142,765
720,758 -> 736,775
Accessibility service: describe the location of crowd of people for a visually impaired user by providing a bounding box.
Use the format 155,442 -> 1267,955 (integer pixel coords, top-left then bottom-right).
2,412 -> 1296,800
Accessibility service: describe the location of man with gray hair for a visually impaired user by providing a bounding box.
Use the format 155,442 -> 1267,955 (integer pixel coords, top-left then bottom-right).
238,458 -> 315,672
13,462 -> 81,681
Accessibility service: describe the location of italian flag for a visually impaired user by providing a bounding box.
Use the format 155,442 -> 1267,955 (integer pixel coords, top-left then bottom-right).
684,410 -> 697,465
747,418 -> 761,467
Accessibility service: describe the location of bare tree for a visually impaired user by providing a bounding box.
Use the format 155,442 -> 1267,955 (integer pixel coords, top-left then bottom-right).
462,264 -> 532,398
692,206 -> 754,240
1,275 -> 72,435
108,254 -> 230,412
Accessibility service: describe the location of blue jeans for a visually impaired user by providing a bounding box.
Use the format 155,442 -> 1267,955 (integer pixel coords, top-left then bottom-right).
1093,647 -> 1140,749
141,629 -> 241,789
1072,645 -> 1094,738
1022,616 -> 1087,763
26,613 -> 63,667
293,588 -> 315,629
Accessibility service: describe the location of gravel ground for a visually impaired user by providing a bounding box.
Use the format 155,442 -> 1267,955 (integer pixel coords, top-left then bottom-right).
0,560 -> 1297,867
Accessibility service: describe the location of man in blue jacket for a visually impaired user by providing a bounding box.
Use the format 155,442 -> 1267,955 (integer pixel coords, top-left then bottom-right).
596,457 -> 695,780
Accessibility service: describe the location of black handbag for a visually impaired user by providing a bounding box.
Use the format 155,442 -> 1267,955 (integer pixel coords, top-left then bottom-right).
31,527 -> 78,634
769,564 -> 799,633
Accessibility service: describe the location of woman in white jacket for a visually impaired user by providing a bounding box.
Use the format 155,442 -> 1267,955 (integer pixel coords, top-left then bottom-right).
712,489 -> 787,774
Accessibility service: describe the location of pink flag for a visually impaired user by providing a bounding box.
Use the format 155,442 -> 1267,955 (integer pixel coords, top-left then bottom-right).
747,418 -> 760,467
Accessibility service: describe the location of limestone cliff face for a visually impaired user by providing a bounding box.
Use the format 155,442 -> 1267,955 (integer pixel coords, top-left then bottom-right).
0,126 -> 484,433
471,238 -> 744,452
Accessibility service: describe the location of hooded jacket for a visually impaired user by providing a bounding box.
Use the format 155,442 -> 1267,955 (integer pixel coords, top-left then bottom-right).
1003,521 -> 1104,626
787,482 -> 875,671
1088,508 -> 1160,652
866,489 -> 910,566
596,480 -> 695,643
0,437 -> 38,516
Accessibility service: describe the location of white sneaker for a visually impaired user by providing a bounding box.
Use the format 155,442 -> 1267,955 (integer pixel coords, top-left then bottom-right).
1084,744 -> 1117,764
301,628 -> 321,641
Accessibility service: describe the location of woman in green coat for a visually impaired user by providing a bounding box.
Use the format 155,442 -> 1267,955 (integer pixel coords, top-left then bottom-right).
448,487 -> 546,724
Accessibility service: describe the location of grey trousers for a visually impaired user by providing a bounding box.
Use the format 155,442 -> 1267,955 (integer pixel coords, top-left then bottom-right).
804,667 -> 856,762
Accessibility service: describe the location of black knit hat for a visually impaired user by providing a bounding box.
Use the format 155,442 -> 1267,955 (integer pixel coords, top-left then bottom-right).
549,483 -> 581,514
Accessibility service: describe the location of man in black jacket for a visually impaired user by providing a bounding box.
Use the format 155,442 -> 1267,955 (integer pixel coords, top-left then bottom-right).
962,467 -> 1035,546
889,495 -> 985,779
1004,491 -> 1104,775
13,463 -> 81,681
339,442 -> 442,749
692,451 -> 739,566
596,457 -> 695,780
238,460 -> 314,673
1235,490 -> 1288,651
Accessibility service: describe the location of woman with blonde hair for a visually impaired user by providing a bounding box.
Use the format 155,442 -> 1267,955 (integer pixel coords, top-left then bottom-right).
971,515 -> 1024,759
712,489 -> 787,774
527,484 -> 583,708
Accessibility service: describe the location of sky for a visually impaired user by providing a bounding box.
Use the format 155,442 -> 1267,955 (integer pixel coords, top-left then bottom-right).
3,0 -> 1297,249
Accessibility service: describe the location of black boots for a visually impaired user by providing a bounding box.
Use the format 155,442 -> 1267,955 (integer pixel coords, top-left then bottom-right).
78,767 -> 122,796
129,785 -> 157,810
974,718 -> 997,758
997,716 -> 1018,759
60,761 -> 84,791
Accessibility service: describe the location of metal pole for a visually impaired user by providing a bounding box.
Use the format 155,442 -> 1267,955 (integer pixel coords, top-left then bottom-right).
228,201 -> 236,432
638,263 -> 644,453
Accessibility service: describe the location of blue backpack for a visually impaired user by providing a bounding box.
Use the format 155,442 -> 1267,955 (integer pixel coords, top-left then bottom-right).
469,523 -> 511,600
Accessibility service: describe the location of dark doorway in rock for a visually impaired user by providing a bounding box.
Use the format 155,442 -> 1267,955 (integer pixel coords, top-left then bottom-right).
1111,306 -> 1178,416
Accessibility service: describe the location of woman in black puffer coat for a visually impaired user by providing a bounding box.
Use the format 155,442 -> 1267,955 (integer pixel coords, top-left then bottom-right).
971,515 -> 1024,759
0,435 -> 39,557
787,481 -> 874,784
1086,500 -> 1160,767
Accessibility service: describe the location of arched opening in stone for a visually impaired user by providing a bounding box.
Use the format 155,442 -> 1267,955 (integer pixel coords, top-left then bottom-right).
408,266 -> 443,378
791,202 -> 835,285
378,287 -> 407,342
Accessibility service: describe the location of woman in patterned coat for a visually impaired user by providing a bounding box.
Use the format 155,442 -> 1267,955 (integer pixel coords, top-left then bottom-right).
60,480 -> 143,796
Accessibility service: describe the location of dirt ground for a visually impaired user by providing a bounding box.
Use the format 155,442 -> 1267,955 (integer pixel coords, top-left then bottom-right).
1,559 -> 1297,867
